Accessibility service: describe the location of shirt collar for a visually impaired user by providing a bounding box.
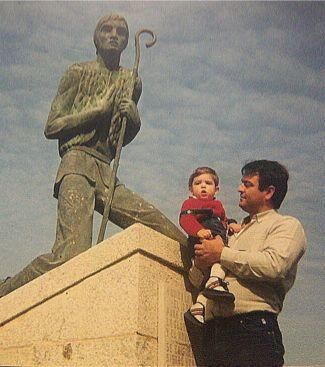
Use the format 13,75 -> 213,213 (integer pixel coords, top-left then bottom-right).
242,209 -> 277,225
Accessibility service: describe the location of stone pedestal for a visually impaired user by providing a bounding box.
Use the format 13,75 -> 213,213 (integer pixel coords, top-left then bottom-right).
0,224 -> 195,366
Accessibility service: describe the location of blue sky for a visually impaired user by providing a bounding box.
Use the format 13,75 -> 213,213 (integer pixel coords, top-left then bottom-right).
0,2 -> 324,365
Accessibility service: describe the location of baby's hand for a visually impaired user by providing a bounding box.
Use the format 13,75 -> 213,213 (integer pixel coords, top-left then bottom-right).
197,229 -> 213,239
228,222 -> 242,234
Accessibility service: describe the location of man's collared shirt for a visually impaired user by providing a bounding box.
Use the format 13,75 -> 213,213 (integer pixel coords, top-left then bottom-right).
217,209 -> 306,316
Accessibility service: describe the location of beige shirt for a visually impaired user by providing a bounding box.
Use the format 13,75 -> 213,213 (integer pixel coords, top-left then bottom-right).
189,209 -> 307,318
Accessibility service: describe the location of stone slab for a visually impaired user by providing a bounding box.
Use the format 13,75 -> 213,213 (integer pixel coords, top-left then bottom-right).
0,224 -> 195,366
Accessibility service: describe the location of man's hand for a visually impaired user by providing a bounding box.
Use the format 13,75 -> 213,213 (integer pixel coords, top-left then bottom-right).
194,236 -> 225,270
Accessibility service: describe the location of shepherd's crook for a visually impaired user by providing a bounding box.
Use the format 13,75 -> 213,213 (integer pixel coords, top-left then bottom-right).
97,29 -> 157,244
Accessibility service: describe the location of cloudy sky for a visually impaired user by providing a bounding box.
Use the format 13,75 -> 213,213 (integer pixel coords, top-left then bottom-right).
0,1 -> 324,365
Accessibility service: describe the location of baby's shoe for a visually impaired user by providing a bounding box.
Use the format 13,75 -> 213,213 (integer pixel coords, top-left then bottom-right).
202,277 -> 235,302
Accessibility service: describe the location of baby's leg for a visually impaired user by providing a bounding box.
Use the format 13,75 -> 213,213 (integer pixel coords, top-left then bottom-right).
190,293 -> 207,324
209,263 -> 226,280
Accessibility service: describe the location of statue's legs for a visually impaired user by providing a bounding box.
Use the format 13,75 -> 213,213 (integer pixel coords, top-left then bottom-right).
51,174 -> 95,260
96,182 -> 186,244
0,174 -> 95,297
0,170 -> 186,297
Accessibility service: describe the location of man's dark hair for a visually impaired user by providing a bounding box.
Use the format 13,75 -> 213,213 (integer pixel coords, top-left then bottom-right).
241,160 -> 289,209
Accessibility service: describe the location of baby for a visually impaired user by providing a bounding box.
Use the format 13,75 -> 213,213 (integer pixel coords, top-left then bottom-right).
180,166 -> 241,323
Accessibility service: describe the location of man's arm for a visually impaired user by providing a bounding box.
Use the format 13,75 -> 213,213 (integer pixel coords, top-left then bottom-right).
195,217 -> 306,282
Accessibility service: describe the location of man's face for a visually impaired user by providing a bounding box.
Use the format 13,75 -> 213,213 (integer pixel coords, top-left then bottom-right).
238,174 -> 272,215
96,19 -> 128,54
190,173 -> 218,200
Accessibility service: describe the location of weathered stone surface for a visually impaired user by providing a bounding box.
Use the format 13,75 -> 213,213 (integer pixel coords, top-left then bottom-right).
0,224 -> 194,366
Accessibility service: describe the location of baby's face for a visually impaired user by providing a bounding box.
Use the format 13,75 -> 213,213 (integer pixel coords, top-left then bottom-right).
190,173 -> 218,200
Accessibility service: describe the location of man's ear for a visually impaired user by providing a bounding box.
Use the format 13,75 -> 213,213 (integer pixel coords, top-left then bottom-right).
215,186 -> 220,193
265,185 -> 275,201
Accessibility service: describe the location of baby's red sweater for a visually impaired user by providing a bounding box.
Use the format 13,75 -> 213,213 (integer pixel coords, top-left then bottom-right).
179,197 -> 226,237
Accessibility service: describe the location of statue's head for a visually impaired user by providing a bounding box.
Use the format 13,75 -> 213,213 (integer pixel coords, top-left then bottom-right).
93,14 -> 129,55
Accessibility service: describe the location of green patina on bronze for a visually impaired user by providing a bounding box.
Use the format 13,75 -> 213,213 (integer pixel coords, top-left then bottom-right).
0,14 -> 185,298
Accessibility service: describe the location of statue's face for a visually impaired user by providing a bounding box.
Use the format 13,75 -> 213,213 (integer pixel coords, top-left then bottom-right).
96,18 -> 128,54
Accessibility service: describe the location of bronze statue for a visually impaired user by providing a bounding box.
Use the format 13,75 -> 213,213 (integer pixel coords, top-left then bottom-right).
0,14 -> 185,297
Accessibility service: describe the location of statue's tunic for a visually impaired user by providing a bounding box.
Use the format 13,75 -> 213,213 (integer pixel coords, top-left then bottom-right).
47,62 -> 140,158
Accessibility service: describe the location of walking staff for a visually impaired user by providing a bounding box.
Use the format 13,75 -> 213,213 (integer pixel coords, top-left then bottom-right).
97,29 -> 157,244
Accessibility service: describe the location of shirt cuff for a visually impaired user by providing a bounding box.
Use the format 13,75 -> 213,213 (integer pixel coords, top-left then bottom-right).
220,246 -> 239,270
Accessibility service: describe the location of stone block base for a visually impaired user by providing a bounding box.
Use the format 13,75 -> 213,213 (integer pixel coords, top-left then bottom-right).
0,224 -> 195,366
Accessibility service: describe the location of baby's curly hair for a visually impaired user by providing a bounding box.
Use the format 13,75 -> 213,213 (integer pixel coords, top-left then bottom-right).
188,167 -> 219,189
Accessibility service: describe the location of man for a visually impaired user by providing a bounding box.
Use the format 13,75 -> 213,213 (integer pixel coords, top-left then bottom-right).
0,14 -> 185,298
188,160 -> 306,367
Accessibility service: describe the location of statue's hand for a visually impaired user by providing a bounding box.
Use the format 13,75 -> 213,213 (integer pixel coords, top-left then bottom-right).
118,98 -> 140,129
